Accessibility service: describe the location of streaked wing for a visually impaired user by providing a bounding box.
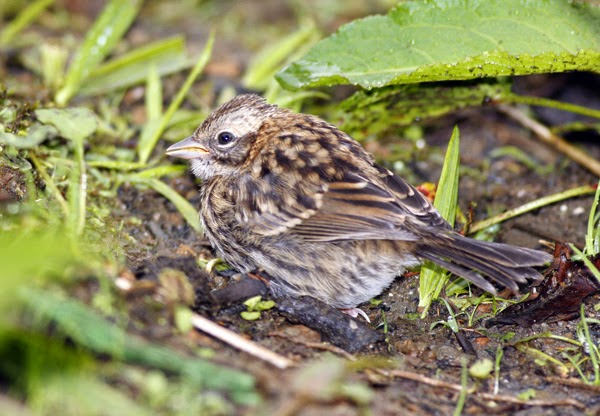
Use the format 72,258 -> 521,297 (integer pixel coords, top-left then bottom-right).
234,114 -> 447,241
290,168 -> 448,242
374,164 -> 449,229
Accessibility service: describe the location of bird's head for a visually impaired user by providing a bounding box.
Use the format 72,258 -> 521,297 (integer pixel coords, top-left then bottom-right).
166,94 -> 277,180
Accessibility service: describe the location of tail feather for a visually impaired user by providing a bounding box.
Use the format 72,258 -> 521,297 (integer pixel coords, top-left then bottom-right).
417,230 -> 552,294
421,246 -> 523,293
418,252 -> 500,294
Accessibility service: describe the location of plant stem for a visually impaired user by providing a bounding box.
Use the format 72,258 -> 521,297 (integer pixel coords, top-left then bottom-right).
497,104 -> 600,177
506,94 -> 600,120
469,185 -> 596,234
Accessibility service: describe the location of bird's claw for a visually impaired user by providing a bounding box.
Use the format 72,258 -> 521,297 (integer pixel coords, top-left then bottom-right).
340,307 -> 371,323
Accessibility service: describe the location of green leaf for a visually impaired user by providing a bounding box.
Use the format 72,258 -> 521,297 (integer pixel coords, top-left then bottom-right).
240,311 -> 261,321
256,300 -> 276,311
0,124 -> 57,149
277,0 -> 600,90
419,126 -> 460,315
55,0 -> 143,105
517,388 -> 537,400
243,296 -> 262,311
35,107 -> 98,144
469,358 -> 493,379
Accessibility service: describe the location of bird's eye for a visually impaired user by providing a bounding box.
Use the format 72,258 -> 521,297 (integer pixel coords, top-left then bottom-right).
217,131 -> 236,146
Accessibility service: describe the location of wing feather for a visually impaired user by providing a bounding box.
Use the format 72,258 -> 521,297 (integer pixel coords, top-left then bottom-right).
234,167 -> 447,242
231,119 -> 448,242
291,169 -> 446,242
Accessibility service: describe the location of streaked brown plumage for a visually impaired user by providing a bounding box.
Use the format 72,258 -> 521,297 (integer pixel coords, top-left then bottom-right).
167,94 -> 551,309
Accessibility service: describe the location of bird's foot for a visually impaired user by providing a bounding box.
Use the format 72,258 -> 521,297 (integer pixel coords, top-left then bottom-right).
340,307 -> 371,323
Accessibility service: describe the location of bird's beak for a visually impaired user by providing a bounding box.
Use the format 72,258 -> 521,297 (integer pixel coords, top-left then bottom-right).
166,136 -> 209,159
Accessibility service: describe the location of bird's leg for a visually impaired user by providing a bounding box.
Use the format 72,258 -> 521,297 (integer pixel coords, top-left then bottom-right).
340,307 -> 371,323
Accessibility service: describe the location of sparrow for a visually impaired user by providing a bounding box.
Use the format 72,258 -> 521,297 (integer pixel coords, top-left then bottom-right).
166,94 -> 551,315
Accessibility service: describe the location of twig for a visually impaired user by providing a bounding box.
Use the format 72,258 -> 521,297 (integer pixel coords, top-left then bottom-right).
269,331 -> 357,361
379,369 -> 467,390
190,313 -> 294,369
379,369 -> 585,409
547,376 -> 600,393
497,104 -> 600,177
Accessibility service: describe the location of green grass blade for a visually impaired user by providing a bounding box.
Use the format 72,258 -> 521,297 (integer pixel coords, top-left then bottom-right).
86,161 -> 149,171
79,36 -> 190,96
0,0 -> 54,46
453,358 -> 469,416
19,288 -> 256,399
67,140 -> 86,236
145,64 -> 163,121
35,108 -> 98,235
137,30 -> 215,164
55,0 -> 143,106
579,304 -> 600,384
133,165 -> 187,179
569,244 -> 600,287
585,180 -> 600,254
432,126 -> 460,226
419,126 -> 460,315
243,20 -> 319,90
129,176 -> 201,232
